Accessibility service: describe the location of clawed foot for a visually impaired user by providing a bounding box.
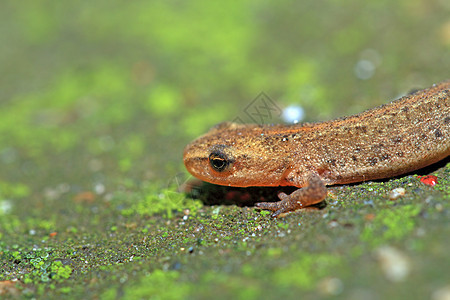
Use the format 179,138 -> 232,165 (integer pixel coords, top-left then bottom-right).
255,173 -> 328,218
255,192 -> 298,218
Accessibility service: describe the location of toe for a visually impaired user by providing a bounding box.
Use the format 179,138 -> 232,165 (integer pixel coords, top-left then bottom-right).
255,201 -> 280,211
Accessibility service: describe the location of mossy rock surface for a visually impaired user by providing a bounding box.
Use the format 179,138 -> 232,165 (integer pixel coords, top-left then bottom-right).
0,1 -> 449,299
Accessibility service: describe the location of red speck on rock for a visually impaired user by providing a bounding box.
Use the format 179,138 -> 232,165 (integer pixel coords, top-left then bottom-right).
419,175 -> 438,187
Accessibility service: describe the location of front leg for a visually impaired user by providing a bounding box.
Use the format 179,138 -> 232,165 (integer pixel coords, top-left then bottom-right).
255,173 -> 327,217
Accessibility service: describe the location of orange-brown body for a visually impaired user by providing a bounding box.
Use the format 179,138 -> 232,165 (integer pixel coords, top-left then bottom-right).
184,80 -> 450,217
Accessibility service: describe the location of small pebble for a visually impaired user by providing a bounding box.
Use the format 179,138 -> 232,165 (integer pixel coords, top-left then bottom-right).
389,187 -> 406,200
0,200 -> 12,214
318,277 -> 344,295
435,203 -> 444,212
376,246 -> 411,282
328,220 -> 339,228
432,285 -> 450,300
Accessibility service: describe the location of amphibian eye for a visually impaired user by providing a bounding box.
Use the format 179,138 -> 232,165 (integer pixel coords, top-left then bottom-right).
209,151 -> 229,172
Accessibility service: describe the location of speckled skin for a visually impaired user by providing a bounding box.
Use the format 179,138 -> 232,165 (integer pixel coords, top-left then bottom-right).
184,80 -> 450,217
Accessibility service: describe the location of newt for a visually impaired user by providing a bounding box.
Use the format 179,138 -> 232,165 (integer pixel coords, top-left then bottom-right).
183,80 -> 450,217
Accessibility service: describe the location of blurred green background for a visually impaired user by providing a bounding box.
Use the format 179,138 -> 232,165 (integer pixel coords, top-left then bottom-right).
0,0 -> 449,299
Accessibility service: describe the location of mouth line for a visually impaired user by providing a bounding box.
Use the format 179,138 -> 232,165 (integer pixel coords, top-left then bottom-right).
184,156 -> 208,171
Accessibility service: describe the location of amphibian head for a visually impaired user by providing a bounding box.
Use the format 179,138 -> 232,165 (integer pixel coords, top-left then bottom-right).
183,122 -> 291,187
